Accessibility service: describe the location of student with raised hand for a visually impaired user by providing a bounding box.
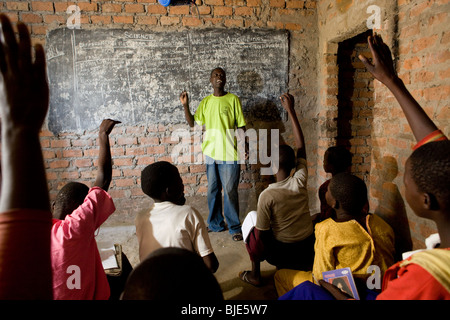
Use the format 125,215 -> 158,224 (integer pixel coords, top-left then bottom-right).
0,14 -> 53,299
51,118 -> 121,300
135,161 -> 219,273
239,93 -> 315,287
310,34 -> 450,300
180,67 -> 247,242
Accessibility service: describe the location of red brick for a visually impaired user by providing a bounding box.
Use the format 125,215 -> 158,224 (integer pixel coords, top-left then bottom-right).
102,3 -> 122,13
113,16 -> 134,24
235,7 -> 253,16
286,0 -> 305,9
114,158 -> 134,166
169,5 -> 190,15
42,150 -> 56,159
147,145 -> 166,155
63,149 -> 83,158
225,18 -> 244,28
32,1 -> 54,12
91,15 -> 112,25
423,85 -> 450,101
125,147 -> 147,156
61,171 -> 80,180
136,16 -> 158,25
44,15 -> 66,24
182,17 -> 202,27
402,56 -> 422,70
140,137 -> 160,145
74,159 -> 93,168
204,0 -> 224,5
214,6 -> 233,16
49,160 -> 70,169
161,16 -> 180,26
147,4 -> 167,14
125,4 -> 145,13
21,13 -> 43,23
412,35 -> 439,53
137,156 -> 155,166
247,0 -> 262,6
270,0 -> 285,8
115,178 -> 135,187
51,139 -> 71,148
6,1 -> 29,11
32,25 -> 47,35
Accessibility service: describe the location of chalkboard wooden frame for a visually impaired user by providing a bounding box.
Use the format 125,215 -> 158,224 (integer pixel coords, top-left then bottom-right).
46,28 -> 289,134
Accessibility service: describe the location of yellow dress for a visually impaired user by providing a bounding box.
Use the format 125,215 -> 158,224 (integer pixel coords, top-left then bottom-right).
275,214 -> 395,296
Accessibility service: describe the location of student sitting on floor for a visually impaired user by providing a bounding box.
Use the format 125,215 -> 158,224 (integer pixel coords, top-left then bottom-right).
314,146 -> 353,223
291,34 -> 450,300
275,173 -> 395,298
135,161 -> 219,273
121,247 -> 223,301
51,119 -> 122,300
238,93 -> 315,287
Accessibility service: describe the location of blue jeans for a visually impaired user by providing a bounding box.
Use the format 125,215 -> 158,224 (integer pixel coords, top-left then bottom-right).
205,156 -> 241,234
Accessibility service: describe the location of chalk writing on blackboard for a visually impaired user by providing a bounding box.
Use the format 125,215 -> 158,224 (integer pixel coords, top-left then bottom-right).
46,28 -> 289,134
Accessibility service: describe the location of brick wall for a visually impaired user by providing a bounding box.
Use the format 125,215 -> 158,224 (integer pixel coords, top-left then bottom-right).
1,0 -> 319,220
336,30 -> 374,186
317,0 -> 450,249
3,1 -> 448,249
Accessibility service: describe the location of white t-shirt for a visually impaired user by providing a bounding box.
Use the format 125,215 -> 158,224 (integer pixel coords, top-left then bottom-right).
135,201 -> 214,262
256,157 -> 313,243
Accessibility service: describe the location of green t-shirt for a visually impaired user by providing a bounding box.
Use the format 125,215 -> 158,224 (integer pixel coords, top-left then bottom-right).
194,93 -> 246,161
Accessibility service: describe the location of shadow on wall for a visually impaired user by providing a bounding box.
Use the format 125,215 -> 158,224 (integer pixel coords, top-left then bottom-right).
372,155 -> 413,261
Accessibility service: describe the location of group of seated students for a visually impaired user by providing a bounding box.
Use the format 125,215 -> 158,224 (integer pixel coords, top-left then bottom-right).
0,15 -> 448,301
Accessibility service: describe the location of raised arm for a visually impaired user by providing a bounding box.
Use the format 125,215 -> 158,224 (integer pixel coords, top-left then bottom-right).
359,34 -> 438,142
280,93 -> 306,159
0,16 -> 50,212
0,14 -> 52,299
94,119 -> 120,191
180,90 -> 195,127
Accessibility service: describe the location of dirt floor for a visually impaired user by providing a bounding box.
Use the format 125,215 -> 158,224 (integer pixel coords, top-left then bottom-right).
96,195 -> 279,300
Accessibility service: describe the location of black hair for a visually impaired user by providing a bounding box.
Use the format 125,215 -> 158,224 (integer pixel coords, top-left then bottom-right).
55,182 -> 90,220
210,67 -> 226,77
121,247 -> 223,301
329,172 -> 368,215
409,140 -> 450,209
325,146 -> 353,174
141,161 -> 180,200
279,144 -> 296,172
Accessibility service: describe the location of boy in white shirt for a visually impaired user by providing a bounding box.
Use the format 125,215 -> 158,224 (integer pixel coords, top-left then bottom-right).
135,161 -> 219,273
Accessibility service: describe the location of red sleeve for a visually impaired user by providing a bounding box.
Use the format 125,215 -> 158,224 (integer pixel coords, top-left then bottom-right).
0,209 -> 53,299
413,130 -> 448,150
377,263 -> 450,300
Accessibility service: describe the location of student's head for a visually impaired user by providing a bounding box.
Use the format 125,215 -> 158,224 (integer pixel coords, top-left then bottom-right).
121,247 -> 223,301
323,146 -> 352,175
53,182 -> 90,220
210,67 -> 226,89
404,140 -> 450,219
326,173 -> 368,216
141,161 -> 185,205
278,144 -> 296,173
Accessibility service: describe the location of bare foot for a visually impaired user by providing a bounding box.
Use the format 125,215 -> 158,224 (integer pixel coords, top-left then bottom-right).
239,270 -> 262,287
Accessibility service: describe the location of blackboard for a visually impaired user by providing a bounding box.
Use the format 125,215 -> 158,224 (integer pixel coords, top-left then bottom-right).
46,28 -> 289,134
